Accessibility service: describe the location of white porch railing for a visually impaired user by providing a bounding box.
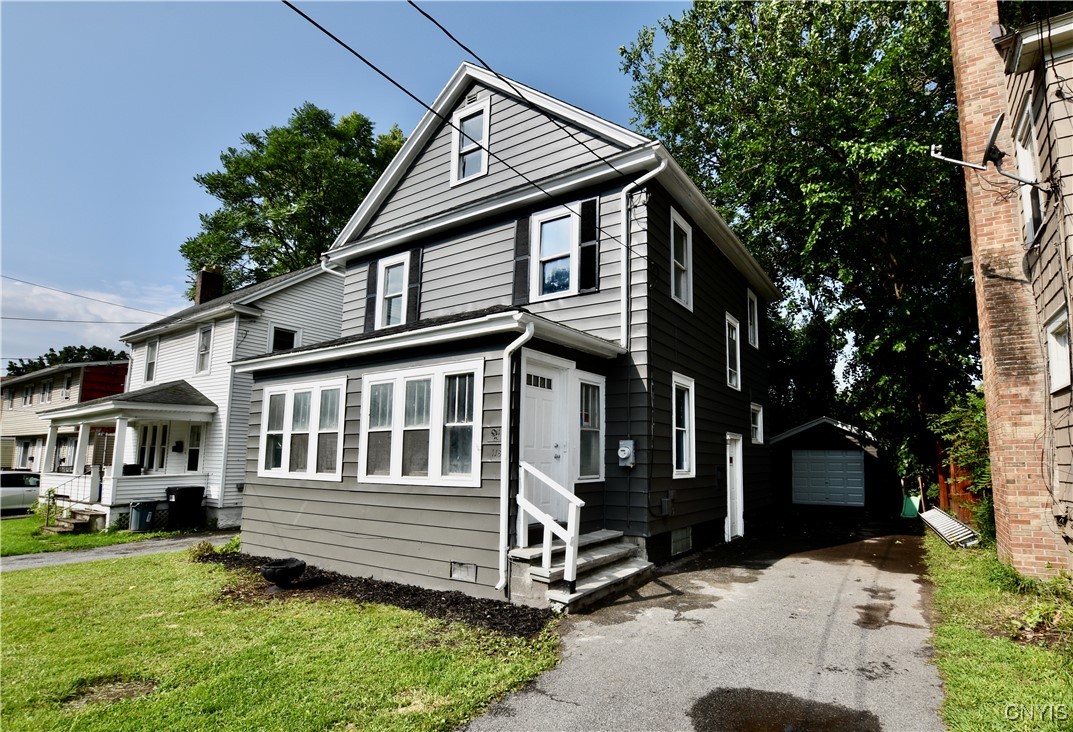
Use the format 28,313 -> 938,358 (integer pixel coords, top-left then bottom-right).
41,468 -> 102,504
517,460 -> 585,592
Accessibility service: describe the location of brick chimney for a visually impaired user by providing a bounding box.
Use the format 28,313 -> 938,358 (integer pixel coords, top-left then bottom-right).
948,1 -> 1068,575
194,267 -> 225,305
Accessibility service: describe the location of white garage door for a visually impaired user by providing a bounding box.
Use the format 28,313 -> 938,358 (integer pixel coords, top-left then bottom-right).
792,449 -> 865,506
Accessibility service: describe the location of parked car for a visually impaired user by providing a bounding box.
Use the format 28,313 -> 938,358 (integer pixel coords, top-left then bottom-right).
1,471 -> 41,512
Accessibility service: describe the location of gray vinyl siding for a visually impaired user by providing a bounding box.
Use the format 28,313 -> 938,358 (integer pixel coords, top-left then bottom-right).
241,348 -> 508,599
629,182 -> 771,541
339,187 -> 627,342
357,84 -> 628,240
1013,57 -> 1073,513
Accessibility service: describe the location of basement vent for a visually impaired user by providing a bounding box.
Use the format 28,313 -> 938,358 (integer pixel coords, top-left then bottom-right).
450,562 -> 477,583
671,527 -> 692,556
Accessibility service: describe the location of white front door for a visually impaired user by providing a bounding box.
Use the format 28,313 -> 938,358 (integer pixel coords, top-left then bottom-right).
726,433 -> 744,541
521,361 -> 571,522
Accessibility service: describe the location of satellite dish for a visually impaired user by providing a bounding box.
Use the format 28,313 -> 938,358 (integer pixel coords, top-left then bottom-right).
982,113 -> 1005,167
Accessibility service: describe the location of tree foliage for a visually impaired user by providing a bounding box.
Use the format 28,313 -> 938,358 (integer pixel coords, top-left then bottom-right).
5,345 -> 127,377
622,0 -> 980,473
929,388 -> 994,538
181,103 -> 405,294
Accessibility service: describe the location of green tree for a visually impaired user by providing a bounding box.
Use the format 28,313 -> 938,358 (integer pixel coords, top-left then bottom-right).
6,345 -> 127,377
622,0 -> 980,474
929,388 -> 994,539
181,103 -> 405,294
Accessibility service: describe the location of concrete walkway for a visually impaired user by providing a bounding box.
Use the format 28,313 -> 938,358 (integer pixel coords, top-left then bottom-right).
0,531 -> 237,572
465,517 -> 944,732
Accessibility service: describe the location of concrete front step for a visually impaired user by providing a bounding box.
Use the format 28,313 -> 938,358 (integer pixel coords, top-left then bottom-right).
508,529 -> 623,562
546,556 -> 654,612
530,540 -> 638,584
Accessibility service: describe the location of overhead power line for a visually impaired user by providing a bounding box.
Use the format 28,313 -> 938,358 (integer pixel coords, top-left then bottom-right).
2,317 -> 150,324
281,0 -> 651,264
1,275 -> 167,316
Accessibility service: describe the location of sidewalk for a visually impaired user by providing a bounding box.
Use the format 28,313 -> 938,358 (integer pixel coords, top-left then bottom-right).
0,531 -> 237,572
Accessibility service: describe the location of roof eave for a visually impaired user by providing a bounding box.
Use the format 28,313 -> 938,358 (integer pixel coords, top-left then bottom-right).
121,303 -> 262,342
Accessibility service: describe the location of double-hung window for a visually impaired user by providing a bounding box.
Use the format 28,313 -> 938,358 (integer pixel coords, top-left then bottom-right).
750,403 -> 764,444
726,313 -> 741,390
1016,101 -> 1044,245
187,424 -> 202,472
530,206 -> 580,301
375,252 -> 409,329
196,326 -> 213,373
450,97 -> 490,185
672,372 -> 696,478
359,360 -> 484,486
578,376 -> 605,481
259,378 -> 345,480
22,387 -> 32,406
670,208 -> 693,309
4,389 -> 12,408
144,340 -> 158,383
62,374 -> 73,400
1046,309 -> 1071,392
271,326 -> 299,352
137,423 -> 169,472
40,381 -> 52,404
747,290 -> 759,347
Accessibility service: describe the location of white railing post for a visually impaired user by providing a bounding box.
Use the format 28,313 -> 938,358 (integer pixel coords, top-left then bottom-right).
564,501 -> 582,591
516,461 -> 585,593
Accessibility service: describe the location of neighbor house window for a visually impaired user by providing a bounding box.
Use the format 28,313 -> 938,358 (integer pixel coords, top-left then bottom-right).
530,205 -> 580,301
750,403 -> 764,444
62,374 -> 73,400
450,96 -> 490,185
137,422 -> 169,472
40,381 -> 52,404
1016,102 -> 1044,245
4,389 -> 12,408
578,377 -> 605,481
670,208 -> 693,309
359,360 -> 484,486
726,313 -> 741,390
196,326 -> 213,373
144,340 -> 158,383
672,372 -> 696,478
259,378 -> 345,480
22,387 -> 32,406
187,424 -> 202,472
271,326 -> 299,352
1046,309 -> 1071,392
375,252 -> 409,329
747,290 -> 759,348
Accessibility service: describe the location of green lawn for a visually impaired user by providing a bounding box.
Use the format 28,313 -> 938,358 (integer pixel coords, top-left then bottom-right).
924,534 -> 1073,732
1,514 -> 186,556
0,551 -> 559,731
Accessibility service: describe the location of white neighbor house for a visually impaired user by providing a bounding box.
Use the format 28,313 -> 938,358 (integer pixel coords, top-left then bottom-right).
39,266 -> 342,528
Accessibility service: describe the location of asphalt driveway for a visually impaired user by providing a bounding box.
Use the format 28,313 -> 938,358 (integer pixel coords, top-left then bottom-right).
465,513 -> 944,731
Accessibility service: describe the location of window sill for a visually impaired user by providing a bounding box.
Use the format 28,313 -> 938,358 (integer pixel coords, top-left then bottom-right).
672,471 -> 695,479
256,470 -> 343,483
358,475 -> 481,489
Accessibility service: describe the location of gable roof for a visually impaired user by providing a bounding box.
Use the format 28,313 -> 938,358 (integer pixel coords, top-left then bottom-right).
121,265 -> 326,342
0,361 -> 128,389
769,417 -> 876,445
324,63 -> 780,301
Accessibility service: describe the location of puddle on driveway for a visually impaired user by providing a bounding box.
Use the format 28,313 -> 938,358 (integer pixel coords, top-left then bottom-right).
689,687 -> 882,731
854,585 -> 925,631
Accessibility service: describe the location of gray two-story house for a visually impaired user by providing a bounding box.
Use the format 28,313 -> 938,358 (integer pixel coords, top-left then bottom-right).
235,64 -> 780,609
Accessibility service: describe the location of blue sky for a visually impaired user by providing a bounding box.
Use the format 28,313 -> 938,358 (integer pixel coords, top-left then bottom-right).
1,0 -> 686,373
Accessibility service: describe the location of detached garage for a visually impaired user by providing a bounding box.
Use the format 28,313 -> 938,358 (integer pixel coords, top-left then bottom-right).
770,417 -> 896,512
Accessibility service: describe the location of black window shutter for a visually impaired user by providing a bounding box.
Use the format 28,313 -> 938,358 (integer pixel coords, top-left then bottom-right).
363,258 -> 379,333
406,248 -> 423,323
512,216 -> 531,306
579,198 -> 599,293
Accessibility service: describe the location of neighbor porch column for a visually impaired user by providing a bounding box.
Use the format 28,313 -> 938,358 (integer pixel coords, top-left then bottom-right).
73,424 -> 90,474
42,423 -> 59,472
111,418 -> 128,472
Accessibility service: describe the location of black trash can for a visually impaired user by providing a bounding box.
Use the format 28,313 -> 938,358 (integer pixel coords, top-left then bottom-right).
129,501 -> 155,532
165,486 -> 205,530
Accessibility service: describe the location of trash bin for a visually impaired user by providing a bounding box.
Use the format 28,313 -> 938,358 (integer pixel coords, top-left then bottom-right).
129,501 -> 155,532
166,486 -> 205,530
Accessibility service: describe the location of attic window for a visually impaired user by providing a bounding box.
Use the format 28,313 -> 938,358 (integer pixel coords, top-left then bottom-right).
450,97 -> 490,185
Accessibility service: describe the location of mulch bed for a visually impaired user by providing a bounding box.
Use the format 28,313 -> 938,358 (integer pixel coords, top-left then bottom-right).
196,552 -> 554,639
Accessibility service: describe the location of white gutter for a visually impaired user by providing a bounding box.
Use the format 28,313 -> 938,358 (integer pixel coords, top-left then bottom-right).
496,315 -> 536,592
619,158 -> 669,347
320,254 -> 346,278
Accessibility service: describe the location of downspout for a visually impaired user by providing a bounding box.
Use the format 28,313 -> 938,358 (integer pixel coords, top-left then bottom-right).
496,318 -> 536,592
619,157 -> 668,348
320,254 -> 346,278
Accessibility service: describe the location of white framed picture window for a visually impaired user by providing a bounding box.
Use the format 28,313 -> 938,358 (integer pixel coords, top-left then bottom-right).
529,205 -> 580,302
258,378 -> 346,481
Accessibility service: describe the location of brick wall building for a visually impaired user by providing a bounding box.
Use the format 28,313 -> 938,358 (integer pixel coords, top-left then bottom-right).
947,1 -> 1072,575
